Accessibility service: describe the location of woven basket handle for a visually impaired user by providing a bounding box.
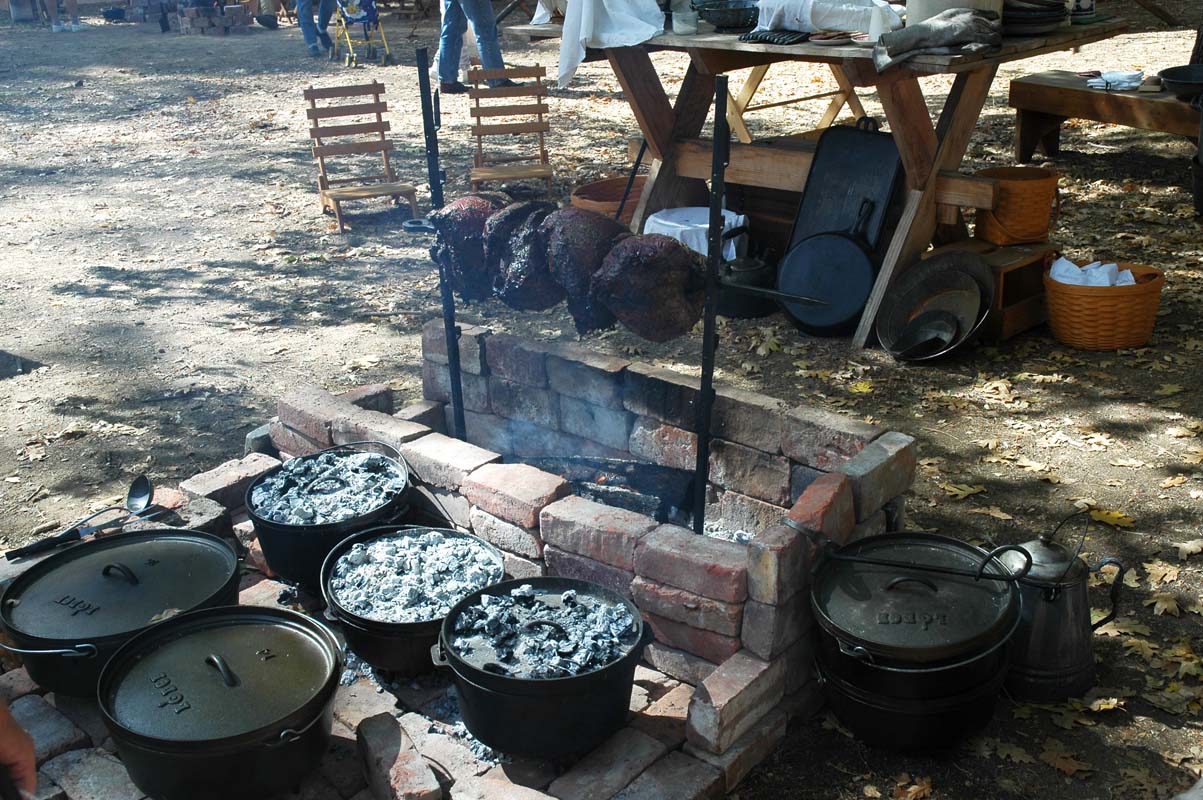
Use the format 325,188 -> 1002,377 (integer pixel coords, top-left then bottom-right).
982,187 -> 1061,243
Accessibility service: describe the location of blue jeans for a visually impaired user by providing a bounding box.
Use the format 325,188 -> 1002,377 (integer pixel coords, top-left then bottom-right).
297,0 -> 335,48
437,0 -> 505,85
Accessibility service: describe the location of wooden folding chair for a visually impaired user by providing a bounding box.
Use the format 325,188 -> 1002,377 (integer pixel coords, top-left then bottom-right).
304,81 -> 418,233
466,65 -> 554,191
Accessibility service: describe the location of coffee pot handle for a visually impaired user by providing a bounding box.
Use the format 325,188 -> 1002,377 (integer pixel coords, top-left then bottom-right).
1091,557 -> 1126,630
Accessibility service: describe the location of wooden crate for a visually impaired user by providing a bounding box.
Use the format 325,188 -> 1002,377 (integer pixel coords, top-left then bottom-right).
926,239 -> 1058,343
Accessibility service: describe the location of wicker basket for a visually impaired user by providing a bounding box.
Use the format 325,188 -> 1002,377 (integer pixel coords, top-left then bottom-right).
1044,263 -> 1164,350
570,176 -> 646,227
976,167 -> 1060,245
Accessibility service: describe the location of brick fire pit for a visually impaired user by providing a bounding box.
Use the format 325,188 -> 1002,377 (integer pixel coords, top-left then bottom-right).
0,326 -> 916,800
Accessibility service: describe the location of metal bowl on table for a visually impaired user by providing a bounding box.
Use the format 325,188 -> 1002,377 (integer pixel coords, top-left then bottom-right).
690,0 -> 758,32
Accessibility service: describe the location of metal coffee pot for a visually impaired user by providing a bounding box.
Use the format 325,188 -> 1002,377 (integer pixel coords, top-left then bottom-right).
999,532 -> 1126,701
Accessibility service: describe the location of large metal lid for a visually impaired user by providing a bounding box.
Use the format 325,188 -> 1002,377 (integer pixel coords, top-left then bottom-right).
99,607 -> 340,743
2,530 -> 237,642
1003,537 -> 1087,587
811,534 -> 1023,664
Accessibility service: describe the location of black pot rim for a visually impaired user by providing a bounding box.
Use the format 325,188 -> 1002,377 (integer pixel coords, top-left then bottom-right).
437,577 -> 653,690
0,528 -> 239,647
244,442 -> 412,533
320,525 -> 505,632
97,605 -> 342,752
816,658 -> 1008,709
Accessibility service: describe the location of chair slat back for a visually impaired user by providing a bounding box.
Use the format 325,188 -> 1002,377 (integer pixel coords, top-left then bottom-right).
305,82 -> 395,187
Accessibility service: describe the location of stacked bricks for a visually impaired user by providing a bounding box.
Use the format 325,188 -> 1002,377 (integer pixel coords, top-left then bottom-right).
126,0 -> 178,24
178,3 -> 250,34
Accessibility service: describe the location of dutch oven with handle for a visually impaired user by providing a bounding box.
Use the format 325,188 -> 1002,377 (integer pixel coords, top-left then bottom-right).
246,441 -> 413,592
0,529 -> 239,697
810,534 -> 1031,749
98,605 -> 342,800
433,577 -> 654,758
320,525 -> 505,677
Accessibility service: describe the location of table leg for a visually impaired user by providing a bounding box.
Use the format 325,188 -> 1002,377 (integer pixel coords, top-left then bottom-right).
818,65 -> 867,128
851,66 -> 999,348
727,64 -> 769,144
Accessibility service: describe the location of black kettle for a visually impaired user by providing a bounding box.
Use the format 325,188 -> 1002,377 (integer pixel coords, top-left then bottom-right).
999,532 -> 1125,701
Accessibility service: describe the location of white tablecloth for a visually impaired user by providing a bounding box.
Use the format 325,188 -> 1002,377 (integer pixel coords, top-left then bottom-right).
558,0 -> 664,87
644,207 -> 747,261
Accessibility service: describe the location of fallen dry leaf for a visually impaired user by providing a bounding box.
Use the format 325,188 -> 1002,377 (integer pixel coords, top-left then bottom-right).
1168,426 -> 1200,439
969,506 -> 1014,521
941,483 -> 986,500
1040,738 -> 1093,777
1173,540 -> 1203,561
863,787 -> 882,799
1145,592 -> 1181,617
848,380 -> 874,395
1110,457 -> 1146,468
1091,509 -> 1135,528
1183,447 -> 1203,465
997,741 -> 1036,764
1123,638 -> 1160,660
1095,618 -> 1152,637
892,775 -> 932,800
1161,475 -> 1189,488
1145,560 -> 1180,585
1155,384 -> 1185,396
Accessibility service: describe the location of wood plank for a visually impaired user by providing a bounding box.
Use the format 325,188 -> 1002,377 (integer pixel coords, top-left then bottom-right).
1009,70 -> 1200,138
607,47 -> 677,160
878,79 -> 937,189
471,120 -> 551,136
469,103 -> 550,117
470,163 -> 555,180
306,102 -> 389,120
312,139 -> 393,157
303,82 -> 385,101
501,22 -> 563,41
467,84 -> 548,99
309,120 -> 390,139
468,66 -> 547,81
324,181 -> 416,200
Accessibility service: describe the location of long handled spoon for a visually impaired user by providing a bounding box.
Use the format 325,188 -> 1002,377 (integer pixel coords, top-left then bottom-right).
5,475 -> 154,561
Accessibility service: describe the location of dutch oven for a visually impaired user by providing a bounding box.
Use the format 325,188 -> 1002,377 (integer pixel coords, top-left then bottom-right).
98,605 -> 341,800
0,529 -> 239,697
433,577 -> 654,758
810,534 -> 1031,750
246,442 -> 413,592
320,525 -> 504,677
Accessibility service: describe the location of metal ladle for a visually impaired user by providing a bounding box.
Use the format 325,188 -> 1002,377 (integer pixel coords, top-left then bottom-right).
5,475 -> 154,561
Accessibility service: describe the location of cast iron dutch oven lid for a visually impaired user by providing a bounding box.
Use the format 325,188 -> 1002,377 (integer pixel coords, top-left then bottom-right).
811,534 -> 1025,664
98,606 -> 340,743
1,530 -> 237,642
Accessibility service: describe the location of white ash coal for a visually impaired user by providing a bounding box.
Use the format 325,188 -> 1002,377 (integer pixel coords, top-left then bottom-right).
703,523 -> 752,545
331,530 -> 504,623
451,585 -> 637,679
250,451 -> 407,525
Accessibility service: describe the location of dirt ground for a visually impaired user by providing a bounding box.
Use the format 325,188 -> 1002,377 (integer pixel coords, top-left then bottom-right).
1,3 -> 1202,798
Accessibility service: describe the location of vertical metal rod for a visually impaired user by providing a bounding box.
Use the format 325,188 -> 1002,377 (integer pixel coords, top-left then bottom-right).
693,75 -> 729,535
417,47 -> 465,440
615,139 -> 648,223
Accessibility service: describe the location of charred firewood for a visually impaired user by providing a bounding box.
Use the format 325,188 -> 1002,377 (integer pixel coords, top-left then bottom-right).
427,193 -> 510,302
542,208 -> 628,335
591,234 -> 706,343
490,203 -> 563,311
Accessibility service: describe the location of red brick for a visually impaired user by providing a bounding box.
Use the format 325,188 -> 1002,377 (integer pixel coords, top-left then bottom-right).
611,751 -> 722,800
357,713 -> 441,800
334,680 -> 400,730
269,420 -> 324,457
454,409 -> 513,455
503,551 -> 546,579
510,420 -> 631,460
462,463 -> 569,529
421,360 -> 490,412
780,406 -> 880,470
631,577 -> 743,637
339,383 -> 395,414
630,682 -> 694,748
623,363 -> 700,429
41,749 -> 143,800
488,377 -> 559,429
331,408 -> 429,451
484,333 -> 548,386
547,727 -> 666,800
740,593 -> 813,660
545,546 -> 633,599
0,668 -> 39,704
836,431 -> 917,520
559,396 -> 633,451
786,472 -> 855,544
399,712 -> 489,785
712,387 -> 787,455
453,776 -> 555,800
11,695 -> 88,764
628,417 -> 697,471
635,525 -> 747,603
470,507 -> 542,559
321,721 -> 367,799
239,578 -> 288,608
399,433 -> 500,490
686,650 -> 785,755
278,385 -> 351,446
483,757 -> 557,791
539,496 -> 657,571
643,642 -> 717,686
708,440 -> 789,506
642,613 -> 741,664
421,318 -> 489,375
745,523 -> 816,606
712,491 -> 786,538
179,452 -> 280,510
245,537 -> 274,577
409,485 -> 470,528
395,401 -> 446,433
684,708 -> 786,792
545,343 -> 630,409
848,508 -> 887,543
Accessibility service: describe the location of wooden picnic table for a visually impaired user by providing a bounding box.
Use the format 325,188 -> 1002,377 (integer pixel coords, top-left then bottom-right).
594,20 -> 1127,347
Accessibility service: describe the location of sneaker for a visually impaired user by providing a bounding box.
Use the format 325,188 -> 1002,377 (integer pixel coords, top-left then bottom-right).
491,78 -> 522,89
308,43 -> 322,57
51,20 -> 66,31
317,30 -> 333,50
69,18 -> 85,30
440,81 -> 468,94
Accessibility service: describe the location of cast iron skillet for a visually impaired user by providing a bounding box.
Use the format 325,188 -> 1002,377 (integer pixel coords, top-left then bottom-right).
777,199 -> 877,336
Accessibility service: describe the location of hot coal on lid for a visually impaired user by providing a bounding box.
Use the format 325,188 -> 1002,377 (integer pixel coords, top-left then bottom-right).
250,451 -> 407,526
450,584 -> 638,679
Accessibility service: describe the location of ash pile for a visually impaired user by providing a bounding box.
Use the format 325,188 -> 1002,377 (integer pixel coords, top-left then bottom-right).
451,584 -> 637,678
330,530 -> 503,623
250,451 -> 407,525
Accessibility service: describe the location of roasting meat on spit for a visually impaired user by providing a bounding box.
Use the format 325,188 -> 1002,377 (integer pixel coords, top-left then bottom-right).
487,201 -> 564,311
541,207 -> 629,335
427,192 -> 510,302
591,234 -> 706,343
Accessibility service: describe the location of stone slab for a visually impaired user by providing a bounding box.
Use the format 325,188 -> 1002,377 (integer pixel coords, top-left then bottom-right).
684,708 -> 786,792
631,577 -> 743,637
547,727 -> 667,800
539,496 -> 658,572
399,433 -> 500,490
634,525 -> 747,603
40,749 -> 144,800
611,751 -> 722,800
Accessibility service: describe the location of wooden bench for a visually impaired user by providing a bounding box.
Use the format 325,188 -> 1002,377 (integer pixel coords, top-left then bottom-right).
1009,70 -> 1200,162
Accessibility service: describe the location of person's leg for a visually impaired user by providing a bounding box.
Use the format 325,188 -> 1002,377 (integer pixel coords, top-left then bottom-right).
458,0 -> 508,85
315,0 -> 334,49
296,0 -> 319,50
437,0 -> 468,86
45,0 -> 64,30
62,0 -> 80,26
